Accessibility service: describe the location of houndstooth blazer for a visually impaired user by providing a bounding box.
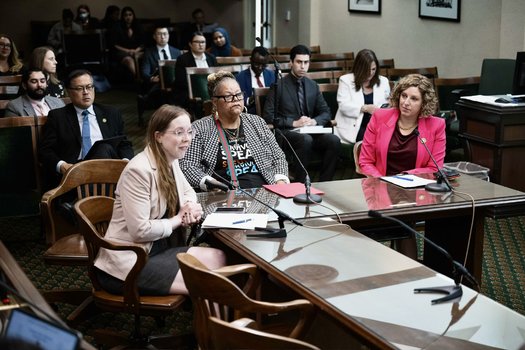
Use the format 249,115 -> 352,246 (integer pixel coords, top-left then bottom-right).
180,113 -> 289,190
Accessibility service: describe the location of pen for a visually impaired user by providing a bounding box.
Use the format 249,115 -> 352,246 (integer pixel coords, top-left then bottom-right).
232,218 -> 252,225
393,175 -> 414,182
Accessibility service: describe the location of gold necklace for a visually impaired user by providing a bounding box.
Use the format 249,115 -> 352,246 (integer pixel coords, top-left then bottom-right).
397,120 -> 417,131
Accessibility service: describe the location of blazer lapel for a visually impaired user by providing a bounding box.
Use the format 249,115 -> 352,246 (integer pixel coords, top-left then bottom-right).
415,117 -> 429,167
22,96 -> 36,116
93,105 -> 110,138
65,104 -> 82,144
284,76 -> 301,114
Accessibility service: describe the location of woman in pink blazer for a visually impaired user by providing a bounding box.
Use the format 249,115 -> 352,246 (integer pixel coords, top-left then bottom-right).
95,105 -> 225,296
359,74 -> 445,178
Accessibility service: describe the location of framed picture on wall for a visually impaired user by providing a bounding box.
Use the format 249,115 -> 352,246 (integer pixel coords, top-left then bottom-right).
419,0 -> 461,22
348,0 -> 381,14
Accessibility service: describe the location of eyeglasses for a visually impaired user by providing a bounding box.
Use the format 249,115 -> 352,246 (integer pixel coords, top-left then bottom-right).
164,128 -> 194,138
69,85 -> 95,92
192,40 -> 206,45
213,92 -> 244,103
0,43 -> 12,49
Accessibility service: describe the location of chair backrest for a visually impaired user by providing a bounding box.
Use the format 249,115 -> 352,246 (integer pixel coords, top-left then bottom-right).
304,71 -> 333,84
0,74 -> 22,98
159,59 -> 177,91
208,316 -> 320,350
186,65 -> 243,100
386,67 -> 438,84
253,87 -> 270,117
318,83 -> 339,117
41,159 -> 128,244
378,58 -> 395,69
478,58 -> 516,95
310,52 -> 353,62
0,116 -> 46,216
434,76 -> 480,111
308,60 -> 347,72
216,56 -> 251,66
353,141 -> 363,176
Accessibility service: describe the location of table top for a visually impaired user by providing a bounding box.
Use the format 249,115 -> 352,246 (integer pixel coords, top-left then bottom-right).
214,221 -> 525,349
198,175 -> 525,224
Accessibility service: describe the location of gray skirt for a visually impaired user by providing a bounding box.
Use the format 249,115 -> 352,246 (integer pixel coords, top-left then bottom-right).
96,239 -> 189,296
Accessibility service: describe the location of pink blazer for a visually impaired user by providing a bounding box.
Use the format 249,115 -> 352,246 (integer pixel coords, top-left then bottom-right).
359,108 -> 446,177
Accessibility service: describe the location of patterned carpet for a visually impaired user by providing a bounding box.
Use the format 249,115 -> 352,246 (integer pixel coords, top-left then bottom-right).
1,88 -> 524,347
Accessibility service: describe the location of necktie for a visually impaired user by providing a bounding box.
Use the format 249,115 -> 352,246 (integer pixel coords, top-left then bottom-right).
35,103 -> 45,116
297,78 -> 306,116
161,48 -> 168,60
81,110 -> 92,159
256,76 -> 264,88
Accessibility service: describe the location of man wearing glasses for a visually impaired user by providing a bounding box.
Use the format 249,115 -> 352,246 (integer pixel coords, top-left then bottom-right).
173,32 -> 217,108
236,46 -> 276,115
39,69 -> 134,189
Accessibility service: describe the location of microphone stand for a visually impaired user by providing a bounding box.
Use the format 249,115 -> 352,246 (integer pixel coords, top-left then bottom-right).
201,160 -> 302,238
414,129 -> 452,193
274,129 -> 322,204
368,210 -> 479,304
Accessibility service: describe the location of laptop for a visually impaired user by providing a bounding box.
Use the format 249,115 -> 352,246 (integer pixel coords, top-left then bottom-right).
4,308 -> 79,350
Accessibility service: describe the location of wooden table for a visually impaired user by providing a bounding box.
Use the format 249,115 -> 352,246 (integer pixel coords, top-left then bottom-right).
211,222 -> 525,349
199,175 -> 525,284
456,98 -> 525,191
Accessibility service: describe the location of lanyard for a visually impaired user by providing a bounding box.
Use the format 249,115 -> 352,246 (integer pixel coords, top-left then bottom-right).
214,117 -> 238,187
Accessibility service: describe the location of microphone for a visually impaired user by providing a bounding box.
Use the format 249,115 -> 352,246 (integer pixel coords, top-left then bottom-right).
201,159 -> 302,238
274,129 -> 322,204
414,129 -> 452,193
204,178 -> 229,192
368,210 -> 479,304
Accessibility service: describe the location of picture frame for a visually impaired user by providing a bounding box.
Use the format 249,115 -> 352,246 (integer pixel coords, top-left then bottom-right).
348,0 -> 381,14
419,0 -> 461,22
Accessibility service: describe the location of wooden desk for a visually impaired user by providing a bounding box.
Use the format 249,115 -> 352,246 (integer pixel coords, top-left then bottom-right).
199,175 -> 525,285
456,99 -> 525,191
212,222 -> 525,349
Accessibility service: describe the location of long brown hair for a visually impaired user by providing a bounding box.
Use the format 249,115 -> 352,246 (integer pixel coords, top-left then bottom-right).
28,46 -> 59,84
0,34 -> 24,74
352,49 -> 380,92
147,105 -> 189,216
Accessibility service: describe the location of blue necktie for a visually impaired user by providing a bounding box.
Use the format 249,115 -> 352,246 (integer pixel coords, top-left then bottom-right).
81,110 -> 92,159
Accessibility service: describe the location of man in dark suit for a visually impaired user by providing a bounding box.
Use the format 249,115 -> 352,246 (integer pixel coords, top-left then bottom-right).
236,46 -> 276,115
139,26 -> 181,105
172,31 -> 217,108
39,69 -> 134,189
263,44 -> 341,182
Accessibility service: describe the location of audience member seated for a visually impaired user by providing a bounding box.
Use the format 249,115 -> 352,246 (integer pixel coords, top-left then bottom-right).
334,49 -> 390,144
180,71 -> 289,191
108,6 -> 145,79
94,104 -> 226,296
75,4 -> 100,31
263,44 -> 341,182
39,69 -> 134,190
0,34 -> 24,76
173,32 -> 217,108
100,5 -> 120,31
207,27 -> 242,57
5,68 -> 65,117
140,26 -> 181,103
47,8 -> 82,57
182,8 -> 219,49
359,73 -> 444,178
28,46 -> 65,98
236,46 -> 276,115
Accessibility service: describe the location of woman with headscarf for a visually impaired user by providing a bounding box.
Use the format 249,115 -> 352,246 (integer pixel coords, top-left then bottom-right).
207,27 -> 241,57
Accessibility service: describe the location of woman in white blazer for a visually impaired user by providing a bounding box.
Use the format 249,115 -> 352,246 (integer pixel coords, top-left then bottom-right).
94,105 -> 225,296
334,49 -> 391,144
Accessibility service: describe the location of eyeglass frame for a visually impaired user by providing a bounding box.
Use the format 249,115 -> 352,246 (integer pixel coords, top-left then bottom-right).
164,128 -> 194,138
213,92 -> 244,103
68,84 -> 95,93
0,43 -> 12,49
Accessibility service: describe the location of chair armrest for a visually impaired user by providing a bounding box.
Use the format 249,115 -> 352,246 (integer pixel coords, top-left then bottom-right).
214,263 -> 260,296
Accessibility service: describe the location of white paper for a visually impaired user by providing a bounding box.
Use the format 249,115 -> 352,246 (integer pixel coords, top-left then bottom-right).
380,174 -> 436,188
202,213 -> 268,230
460,94 -> 525,107
292,126 -> 333,134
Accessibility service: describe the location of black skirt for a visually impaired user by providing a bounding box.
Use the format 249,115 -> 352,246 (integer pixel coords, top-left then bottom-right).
95,238 -> 189,296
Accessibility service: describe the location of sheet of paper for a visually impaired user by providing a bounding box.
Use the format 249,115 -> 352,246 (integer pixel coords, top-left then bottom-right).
202,213 -> 268,230
292,126 -> 333,134
263,182 -> 324,198
380,174 -> 436,188
460,94 -> 525,107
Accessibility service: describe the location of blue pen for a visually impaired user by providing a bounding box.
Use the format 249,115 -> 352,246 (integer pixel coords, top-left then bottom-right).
393,175 -> 414,182
232,218 -> 252,225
